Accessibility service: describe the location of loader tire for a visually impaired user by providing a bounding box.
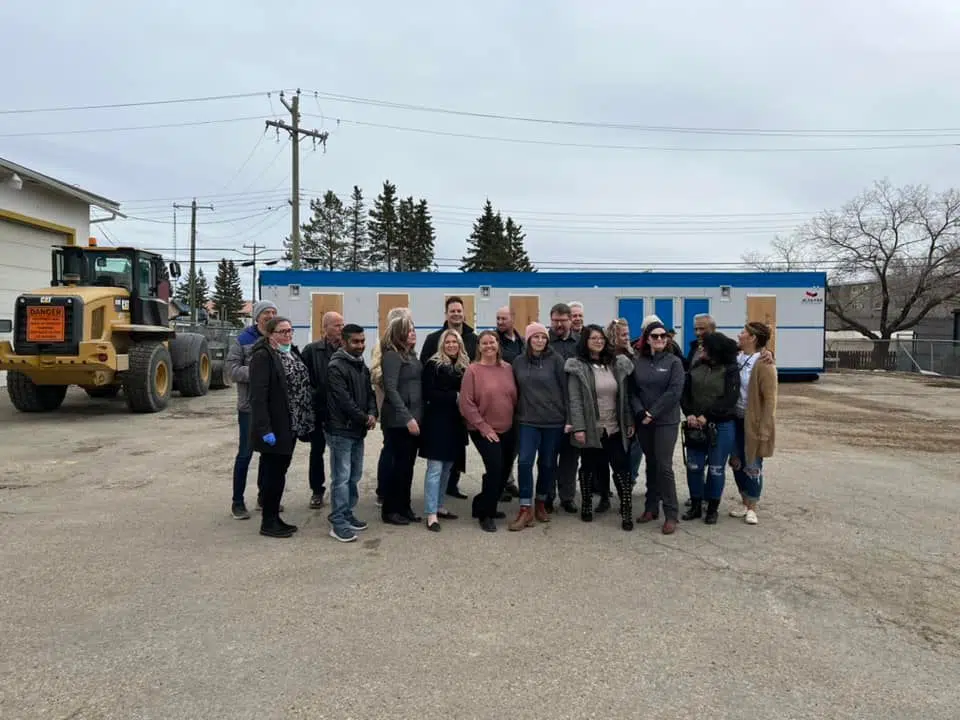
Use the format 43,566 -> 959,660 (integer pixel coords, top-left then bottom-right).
174,338 -> 211,397
7,372 -> 67,412
123,341 -> 172,413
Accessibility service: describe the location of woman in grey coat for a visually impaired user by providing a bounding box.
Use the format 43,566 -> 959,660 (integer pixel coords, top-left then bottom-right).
565,324 -> 636,529
629,321 -> 685,534
378,315 -> 424,526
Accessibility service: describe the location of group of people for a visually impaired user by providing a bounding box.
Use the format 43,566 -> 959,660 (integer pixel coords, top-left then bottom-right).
226,296 -> 778,542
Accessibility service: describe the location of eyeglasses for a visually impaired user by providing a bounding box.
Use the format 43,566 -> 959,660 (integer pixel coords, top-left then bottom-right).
649,333 -> 667,339
274,328 -> 294,336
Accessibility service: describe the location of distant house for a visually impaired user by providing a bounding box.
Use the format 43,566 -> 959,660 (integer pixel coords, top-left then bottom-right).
203,300 -> 253,325
827,280 -> 959,339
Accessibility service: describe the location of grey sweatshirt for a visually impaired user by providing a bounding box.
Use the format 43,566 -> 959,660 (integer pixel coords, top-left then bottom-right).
512,349 -> 567,427
629,350 -> 685,425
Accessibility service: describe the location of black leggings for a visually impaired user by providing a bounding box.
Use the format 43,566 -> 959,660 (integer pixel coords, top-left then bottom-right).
469,427 -> 518,520
380,427 -> 419,518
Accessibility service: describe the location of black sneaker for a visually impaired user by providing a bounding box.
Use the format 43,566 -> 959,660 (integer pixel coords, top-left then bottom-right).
347,515 -> 368,531
231,503 -> 250,520
561,500 -> 579,514
309,494 -> 325,509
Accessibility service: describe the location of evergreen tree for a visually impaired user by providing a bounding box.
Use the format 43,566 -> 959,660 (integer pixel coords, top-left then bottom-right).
175,267 -> 210,310
460,200 -> 513,271
505,217 -> 535,271
213,258 -> 245,322
396,196 -> 416,271
301,190 -> 347,270
345,185 -> 369,271
410,199 -> 436,271
367,180 -> 399,271
394,197 -> 435,272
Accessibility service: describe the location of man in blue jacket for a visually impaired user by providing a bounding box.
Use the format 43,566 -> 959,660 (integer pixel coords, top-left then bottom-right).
225,300 -> 277,519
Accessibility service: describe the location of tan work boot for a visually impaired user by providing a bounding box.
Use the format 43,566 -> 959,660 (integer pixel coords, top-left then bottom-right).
509,506 -> 535,531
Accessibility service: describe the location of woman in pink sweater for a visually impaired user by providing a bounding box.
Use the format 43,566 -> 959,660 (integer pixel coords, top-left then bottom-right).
458,330 -> 518,532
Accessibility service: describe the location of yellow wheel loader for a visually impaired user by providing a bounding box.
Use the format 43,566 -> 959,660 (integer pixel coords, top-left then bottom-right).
0,239 -> 212,413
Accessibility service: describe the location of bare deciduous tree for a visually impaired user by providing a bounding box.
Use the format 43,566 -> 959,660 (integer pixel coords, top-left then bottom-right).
744,180 -> 960,349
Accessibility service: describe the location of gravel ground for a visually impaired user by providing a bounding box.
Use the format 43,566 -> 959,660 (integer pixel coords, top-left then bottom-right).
0,371 -> 958,719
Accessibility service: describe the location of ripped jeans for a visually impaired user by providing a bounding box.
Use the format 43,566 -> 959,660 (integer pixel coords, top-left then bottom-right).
731,417 -> 763,503
685,419 -> 735,501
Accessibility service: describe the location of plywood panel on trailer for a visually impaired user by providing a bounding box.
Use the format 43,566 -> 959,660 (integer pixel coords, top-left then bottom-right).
509,295 -> 540,330
378,293 -> 410,338
746,295 -> 777,354
310,293 -> 344,342
445,294 -> 476,328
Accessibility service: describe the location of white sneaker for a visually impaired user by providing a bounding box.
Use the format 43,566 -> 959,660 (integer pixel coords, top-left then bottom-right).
729,505 -> 748,518
744,509 -> 758,525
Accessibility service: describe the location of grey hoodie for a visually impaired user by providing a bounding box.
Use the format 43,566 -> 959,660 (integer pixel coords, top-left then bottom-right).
512,348 -> 567,427
629,350 -> 685,425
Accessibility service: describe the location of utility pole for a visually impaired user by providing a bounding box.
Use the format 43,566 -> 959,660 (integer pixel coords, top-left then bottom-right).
174,198 -> 214,322
243,243 -> 264,302
265,89 -> 328,270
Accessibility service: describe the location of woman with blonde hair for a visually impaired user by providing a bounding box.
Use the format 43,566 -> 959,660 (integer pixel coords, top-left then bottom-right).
606,318 -> 634,357
418,328 -> 470,531
378,314 -> 424,526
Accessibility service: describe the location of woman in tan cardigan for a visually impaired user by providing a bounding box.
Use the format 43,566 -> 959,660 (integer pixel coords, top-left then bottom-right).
730,322 -> 778,525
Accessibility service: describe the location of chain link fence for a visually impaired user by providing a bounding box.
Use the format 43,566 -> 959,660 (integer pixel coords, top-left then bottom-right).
825,337 -> 960,377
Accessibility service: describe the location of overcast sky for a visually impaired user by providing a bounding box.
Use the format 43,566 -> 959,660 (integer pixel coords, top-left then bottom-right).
3,0 -> 960,295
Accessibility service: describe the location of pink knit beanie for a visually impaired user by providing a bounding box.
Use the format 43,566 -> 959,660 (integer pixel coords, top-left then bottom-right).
525,322 -> 548,342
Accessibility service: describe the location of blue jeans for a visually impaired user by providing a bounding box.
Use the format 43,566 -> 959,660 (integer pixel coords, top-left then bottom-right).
423,459 -> 453,515
326,432 -> 364,533
232,411 -> 258,505
685,419 -> 735,501
732,417 -> 764,502
517,424 -> 564,506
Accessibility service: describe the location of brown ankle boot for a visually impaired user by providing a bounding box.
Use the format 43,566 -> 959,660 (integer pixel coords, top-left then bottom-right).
509,506 -> 535,531
534,500 -> 550,523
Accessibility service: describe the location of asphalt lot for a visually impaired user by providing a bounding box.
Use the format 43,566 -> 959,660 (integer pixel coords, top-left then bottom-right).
0,371 -> 958,719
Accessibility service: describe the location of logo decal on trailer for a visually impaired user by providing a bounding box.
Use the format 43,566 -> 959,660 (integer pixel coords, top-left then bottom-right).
802,290 -> 824,304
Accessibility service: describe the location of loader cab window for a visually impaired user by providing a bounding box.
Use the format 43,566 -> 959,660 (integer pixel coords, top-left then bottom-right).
91,256 -> 133,290
138,257 -> 155,297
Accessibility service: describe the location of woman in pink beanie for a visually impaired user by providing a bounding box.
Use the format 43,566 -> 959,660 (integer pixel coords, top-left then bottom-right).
508,322 -> 570,530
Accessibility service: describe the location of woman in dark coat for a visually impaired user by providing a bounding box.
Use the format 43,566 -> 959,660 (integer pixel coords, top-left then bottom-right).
418,328 -> 470,531
249,316 -> 315,538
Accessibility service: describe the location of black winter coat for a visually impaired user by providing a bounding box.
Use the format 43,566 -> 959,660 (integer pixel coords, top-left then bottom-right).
418,360 -> 468,469
301,338 -> 338,422
249,338 -> 299,455
326,349 -> 378,439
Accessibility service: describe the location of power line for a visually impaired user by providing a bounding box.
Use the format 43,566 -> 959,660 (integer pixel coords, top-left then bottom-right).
314,115 -> 960,153
304,89 -> 960,138
0,115 -> 270,138
0,90 -> 286,115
